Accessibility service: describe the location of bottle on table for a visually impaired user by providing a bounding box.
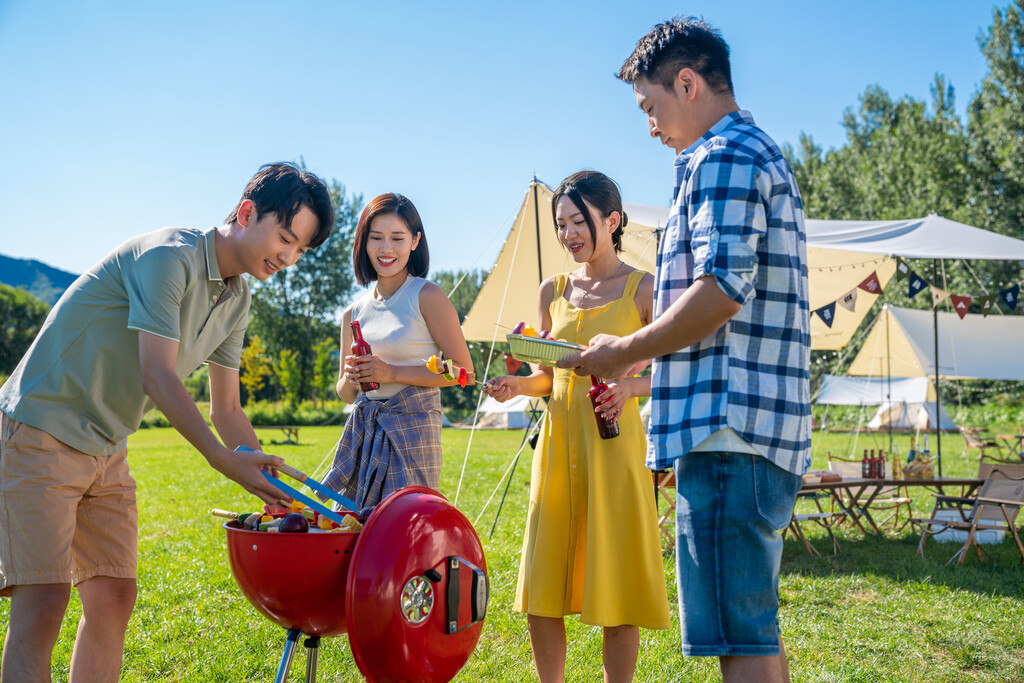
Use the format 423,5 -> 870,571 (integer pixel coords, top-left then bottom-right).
350,320 -> 379,392
862,449 -> 871,478
587,376 -> 620,440
880,450 -> 888,479
908,435 -> 916,464
922,434 -> 931,462
893,446 -> 902,478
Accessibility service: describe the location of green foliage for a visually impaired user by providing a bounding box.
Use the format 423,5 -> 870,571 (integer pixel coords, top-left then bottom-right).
243,399 -> 346,427
312,337 -> 339,407
183,365 -> 209,402
0,282 -> 49,374
277,349 -> 301,408
239,334 -> 273,404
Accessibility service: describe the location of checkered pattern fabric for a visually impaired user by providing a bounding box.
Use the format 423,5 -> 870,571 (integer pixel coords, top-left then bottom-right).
646,110 -> 811,475
320,385 -> 443,508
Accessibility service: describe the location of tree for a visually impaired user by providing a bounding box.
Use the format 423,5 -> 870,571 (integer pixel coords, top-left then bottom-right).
240,334 -> 274,404
278,349 -> 302,408
969,0 -> 1024,241
312,337 -> 338,407
0,283 -> 49,374
246,165 -> 363,402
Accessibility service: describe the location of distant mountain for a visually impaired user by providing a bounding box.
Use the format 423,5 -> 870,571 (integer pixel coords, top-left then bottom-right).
0,254 -> 79,305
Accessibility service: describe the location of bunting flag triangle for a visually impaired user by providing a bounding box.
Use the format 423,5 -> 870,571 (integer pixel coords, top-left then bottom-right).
504,352 -> 524,374
1000,284 -> 1020,311
895,258 -> 911,282
950,294 -> 972,319
930,286 -> 951,308
837,288 -> 857,312
857,271 -> 883,295
907,271 -> 928,298
979,293 -> 998,316
814,301 -> 836,328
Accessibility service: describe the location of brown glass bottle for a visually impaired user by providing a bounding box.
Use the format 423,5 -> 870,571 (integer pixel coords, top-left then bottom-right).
350,320 -> 379,392
587,376 -> 620,439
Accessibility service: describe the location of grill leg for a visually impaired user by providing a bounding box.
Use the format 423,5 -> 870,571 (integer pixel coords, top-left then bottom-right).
274,629 -> 302,683
304,635 -> 321,683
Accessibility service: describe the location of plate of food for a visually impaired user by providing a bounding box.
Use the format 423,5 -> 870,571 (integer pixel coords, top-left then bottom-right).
506,322 -> 584,366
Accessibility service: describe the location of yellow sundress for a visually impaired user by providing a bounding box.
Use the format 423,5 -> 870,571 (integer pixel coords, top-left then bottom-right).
514,269 -> 671,629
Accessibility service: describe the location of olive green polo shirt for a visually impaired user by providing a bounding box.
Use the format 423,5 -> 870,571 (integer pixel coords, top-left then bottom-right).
0,227 -> 250,456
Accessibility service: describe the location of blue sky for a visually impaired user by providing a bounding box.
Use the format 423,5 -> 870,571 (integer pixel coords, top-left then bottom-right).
0,1 -> 1000,278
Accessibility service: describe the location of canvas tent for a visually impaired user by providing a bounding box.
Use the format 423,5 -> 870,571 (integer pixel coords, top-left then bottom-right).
474,395 -> 545,430
462,181 -> 1024,349
816,374 -> 955,431
847,305 -> 1024,381
461,181 -> 660,342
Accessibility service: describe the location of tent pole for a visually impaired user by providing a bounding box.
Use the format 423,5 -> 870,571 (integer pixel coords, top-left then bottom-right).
885,305 -> 892,455
532,178 -> 543,285
933,259 -> 942,477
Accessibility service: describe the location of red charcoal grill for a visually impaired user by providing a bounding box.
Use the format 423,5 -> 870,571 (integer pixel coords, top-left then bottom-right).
224,486 -> 489,682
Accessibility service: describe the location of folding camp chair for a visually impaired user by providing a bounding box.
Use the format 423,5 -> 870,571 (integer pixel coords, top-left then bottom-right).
784,491 -> 842,557
915,467 -> 1024,566
960,426 -> 1009,462
828,454 -> 913,531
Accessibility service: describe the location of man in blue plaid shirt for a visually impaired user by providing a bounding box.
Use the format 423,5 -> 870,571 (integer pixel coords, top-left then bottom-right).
560,17 -> 810,683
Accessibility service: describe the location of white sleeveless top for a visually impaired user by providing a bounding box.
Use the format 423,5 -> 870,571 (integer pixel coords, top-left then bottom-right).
348,276 -> 439,399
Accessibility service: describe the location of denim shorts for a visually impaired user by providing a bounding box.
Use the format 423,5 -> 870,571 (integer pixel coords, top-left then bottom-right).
673,451 -> 801,656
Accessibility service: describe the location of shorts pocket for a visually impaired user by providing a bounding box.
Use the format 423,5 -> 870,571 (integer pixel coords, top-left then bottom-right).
752,457 -> 801,530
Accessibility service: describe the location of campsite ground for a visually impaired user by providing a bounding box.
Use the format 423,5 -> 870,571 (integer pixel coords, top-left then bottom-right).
1,426 -> 1022,682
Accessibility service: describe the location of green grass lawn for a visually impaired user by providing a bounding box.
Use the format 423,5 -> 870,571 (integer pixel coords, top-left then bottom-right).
2,426 -> 1023,681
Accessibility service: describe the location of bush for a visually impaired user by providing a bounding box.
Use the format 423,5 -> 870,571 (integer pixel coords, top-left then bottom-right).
244,400 -> 347,427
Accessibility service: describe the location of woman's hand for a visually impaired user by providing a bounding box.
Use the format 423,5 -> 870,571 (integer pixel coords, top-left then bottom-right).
344,354 -> 397,386
593,380 -> 633,420
482,375 -> 521,403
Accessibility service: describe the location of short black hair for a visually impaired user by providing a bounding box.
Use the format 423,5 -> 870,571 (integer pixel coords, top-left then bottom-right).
618,16 -> 734,97
226,162 -> 335,249
551,171 -> 628,254
352,193 -> 430,286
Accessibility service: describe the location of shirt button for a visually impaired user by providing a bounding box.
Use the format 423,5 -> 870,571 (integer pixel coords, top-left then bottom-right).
211,295 -> 219,304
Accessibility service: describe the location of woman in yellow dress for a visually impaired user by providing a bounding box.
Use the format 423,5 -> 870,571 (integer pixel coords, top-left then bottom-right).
484,171 -> 670,682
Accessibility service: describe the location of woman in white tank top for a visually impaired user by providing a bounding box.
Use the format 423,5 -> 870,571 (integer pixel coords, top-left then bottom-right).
320,193 -> 473,508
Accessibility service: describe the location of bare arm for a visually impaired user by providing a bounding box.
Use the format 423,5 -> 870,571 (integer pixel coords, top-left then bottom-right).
138,331 -> 286,505
559,275 -> 741,380
208,362 -> 261,450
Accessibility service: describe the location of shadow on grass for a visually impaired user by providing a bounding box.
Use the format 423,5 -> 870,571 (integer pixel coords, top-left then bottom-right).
780,529 -> 1024,598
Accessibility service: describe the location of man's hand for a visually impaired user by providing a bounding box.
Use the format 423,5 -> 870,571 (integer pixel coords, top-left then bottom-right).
206,445 -> 290,506
557,333 -> 635,380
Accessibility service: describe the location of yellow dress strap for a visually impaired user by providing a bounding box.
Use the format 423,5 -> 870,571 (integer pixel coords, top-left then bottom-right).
553,272 -> 569,298
622,268 -> 647,301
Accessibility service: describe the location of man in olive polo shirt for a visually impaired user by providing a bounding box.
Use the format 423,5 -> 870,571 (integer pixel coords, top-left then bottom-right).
0,162 -> 334,682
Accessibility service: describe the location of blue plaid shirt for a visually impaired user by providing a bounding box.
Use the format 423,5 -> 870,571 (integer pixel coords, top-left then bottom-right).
646,110 -> 811,475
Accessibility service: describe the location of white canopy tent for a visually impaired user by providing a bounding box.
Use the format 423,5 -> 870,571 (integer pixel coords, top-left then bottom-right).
848,305 -> 1024,381
816,374 -> 956,431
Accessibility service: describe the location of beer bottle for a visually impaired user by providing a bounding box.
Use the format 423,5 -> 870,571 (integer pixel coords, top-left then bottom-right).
349,320 -> 379,392
587,376 -> 620,439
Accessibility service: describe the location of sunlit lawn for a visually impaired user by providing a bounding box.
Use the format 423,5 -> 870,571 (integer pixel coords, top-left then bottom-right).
1,425 -> 1023,681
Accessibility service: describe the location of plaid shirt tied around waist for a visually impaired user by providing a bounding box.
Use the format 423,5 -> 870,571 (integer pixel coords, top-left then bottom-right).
647,110 -> 811,476
320,385 -> 443,509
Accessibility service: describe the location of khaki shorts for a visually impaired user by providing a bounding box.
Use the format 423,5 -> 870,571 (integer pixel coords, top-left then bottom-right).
0,413 -> 138,592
